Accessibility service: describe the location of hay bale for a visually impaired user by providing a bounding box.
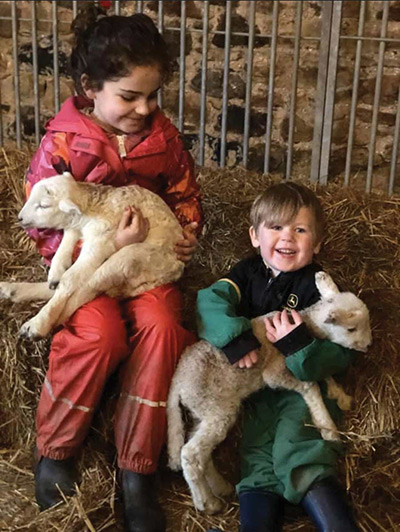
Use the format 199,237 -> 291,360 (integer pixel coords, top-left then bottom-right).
0,148 -> 399,531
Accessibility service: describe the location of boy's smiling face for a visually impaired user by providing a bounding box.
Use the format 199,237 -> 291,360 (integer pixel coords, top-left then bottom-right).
249,206 -> 321,277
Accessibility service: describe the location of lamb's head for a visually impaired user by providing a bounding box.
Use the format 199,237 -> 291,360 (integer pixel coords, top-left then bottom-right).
19,172 -> 82,230
310,271 -> 372,353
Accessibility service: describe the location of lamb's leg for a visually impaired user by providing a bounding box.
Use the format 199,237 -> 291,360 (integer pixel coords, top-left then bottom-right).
47,228 -> 80,289
263,366 -> 340,441
57,243 -> 182,326
0,282 -> 54,303
204,458 -> 234,499
53,251 -> 130,326
297,381 -> 340,441
181,412 -> 237,514
19,238 -> 115,339
325,376 -> 353,411
167,376 -> 186,472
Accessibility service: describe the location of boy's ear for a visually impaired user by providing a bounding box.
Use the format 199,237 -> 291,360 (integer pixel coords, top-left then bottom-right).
313,239 -> 322,255
249,226 -> 260,248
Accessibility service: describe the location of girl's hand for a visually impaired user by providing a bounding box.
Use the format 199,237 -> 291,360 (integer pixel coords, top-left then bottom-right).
264,309 -> 303,343
234,349 -> 259,369
114,206 -> 149,250
175,222 -> 199,264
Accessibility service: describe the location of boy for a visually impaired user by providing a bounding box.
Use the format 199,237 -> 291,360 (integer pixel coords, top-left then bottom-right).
200,182 -> 359,531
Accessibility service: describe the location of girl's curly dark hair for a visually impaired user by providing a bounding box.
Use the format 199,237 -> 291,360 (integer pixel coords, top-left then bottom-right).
70,5 -> 172,94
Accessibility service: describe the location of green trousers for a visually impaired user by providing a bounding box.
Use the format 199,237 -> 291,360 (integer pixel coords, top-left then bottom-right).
237,386 -> 344,504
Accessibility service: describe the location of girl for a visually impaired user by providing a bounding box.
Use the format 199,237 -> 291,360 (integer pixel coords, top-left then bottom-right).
26,7 -> 203,532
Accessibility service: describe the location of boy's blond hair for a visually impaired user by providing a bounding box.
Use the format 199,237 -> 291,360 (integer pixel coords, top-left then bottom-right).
250,182 -> 325,244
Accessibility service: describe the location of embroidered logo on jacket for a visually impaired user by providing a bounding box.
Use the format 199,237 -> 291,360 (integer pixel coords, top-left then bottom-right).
286,293 -> 298,308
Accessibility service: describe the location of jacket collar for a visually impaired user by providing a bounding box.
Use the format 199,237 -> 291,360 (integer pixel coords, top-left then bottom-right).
259,257 -> 320,283
45,96 -> 177,156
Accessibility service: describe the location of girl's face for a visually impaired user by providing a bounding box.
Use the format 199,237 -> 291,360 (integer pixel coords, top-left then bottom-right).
249,207 -> 321,277
84,65 -> 162,134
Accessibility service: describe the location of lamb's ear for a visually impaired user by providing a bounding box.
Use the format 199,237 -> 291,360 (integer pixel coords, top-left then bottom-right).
58,199 -> 81,216
315,271 -> 340,298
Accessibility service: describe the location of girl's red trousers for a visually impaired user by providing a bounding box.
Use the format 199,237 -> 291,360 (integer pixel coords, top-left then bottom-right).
36,283 -> 195,474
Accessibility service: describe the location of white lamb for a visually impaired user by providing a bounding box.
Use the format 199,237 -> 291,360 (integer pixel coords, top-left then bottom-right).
167,271 -> 371,514
0,172 -> 184,338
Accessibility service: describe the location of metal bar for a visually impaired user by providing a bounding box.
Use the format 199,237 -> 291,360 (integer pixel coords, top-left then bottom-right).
310,0 -> 333,182
11,1 -> 21,148
198,1 -> 209,166
115,1 -> 121,16
219,0 -> 232,167
52,1 -> 60,113
137,1 -> 143,13
0,81 -> 3,146
31,1 -> 40,145
178,1 -> 186,132
242,0 -> 256,168
285,0 -> 302,179
263,0 -> 279,174
388,79 -> 400,195
344,1 -> 366,186
72,1 -> 78,19
319,0 -> 342,185
366,0 -> 389,193
157,1 -> 164,108
1,15 -> 400,45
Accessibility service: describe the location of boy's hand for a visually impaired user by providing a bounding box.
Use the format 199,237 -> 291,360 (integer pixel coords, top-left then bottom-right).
175,222 -> 198,264
234,349 -> 259,369
264,309 -> 303,343
115,206 -> 149,250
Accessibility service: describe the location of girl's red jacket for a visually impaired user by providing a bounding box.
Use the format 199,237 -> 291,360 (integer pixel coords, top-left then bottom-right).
25,95 -> 203,264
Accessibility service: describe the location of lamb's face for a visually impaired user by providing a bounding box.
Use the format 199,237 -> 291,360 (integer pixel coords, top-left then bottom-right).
19,173 -> 81,230
320,292 -> 372,352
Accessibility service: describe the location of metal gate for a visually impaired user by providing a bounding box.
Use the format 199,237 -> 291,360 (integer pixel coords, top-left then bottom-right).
2,0 -> 400,194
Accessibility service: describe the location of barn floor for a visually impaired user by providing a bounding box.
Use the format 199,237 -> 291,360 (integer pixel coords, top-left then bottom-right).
1,148 -> 400,531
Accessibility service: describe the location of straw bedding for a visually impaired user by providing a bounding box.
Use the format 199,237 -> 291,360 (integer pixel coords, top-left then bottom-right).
0,147 -> 399,531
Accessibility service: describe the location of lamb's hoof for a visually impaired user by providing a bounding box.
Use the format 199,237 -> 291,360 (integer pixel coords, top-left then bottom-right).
203,496 -> 225,515
320,428 -> 341,442
337,394 -> 353,411
0,282 -> 17,301
211,479 -> 234,498
19,319 -> 47,340
168,458 -> 182,472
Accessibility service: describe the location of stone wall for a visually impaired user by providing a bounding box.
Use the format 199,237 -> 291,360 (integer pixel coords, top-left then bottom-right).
1,0 -> 400,188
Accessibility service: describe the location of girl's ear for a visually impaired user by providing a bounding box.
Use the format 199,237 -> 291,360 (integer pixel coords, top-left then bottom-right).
81,74 -> 96,99
249,226 -> 260,248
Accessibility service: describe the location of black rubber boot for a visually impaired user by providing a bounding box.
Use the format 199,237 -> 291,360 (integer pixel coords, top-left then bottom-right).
34,455 -> 79,510
120,469 -> 166,532
301,477 -> 359,532
239,490 -> 285,532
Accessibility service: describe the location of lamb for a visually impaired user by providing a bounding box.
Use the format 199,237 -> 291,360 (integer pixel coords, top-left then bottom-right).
0,172 -> 185,339
167,271 -> 372,514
